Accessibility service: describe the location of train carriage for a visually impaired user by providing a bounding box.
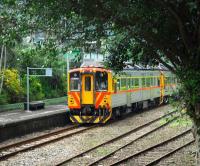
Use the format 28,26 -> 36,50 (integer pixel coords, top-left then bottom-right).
67,62 -> 177,123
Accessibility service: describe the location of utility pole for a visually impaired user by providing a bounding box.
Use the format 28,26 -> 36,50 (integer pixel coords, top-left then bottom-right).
27,67 -> 30,111
67,53 -> 69,72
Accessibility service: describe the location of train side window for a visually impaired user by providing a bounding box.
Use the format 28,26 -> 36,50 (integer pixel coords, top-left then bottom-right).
146,78 -> 150,87
121,78 -> 126,90
85,76 -> 91,91
153,77 -> 155,86
131,78 -> 134,88
157,78 -> 160,86
135,78 -> 139,88
142,78 -> 146,87
151,77 -> 154,86
127,78 -> 130,89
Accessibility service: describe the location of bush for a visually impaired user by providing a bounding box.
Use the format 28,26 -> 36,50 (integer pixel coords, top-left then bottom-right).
41,73 -> 67,98
0,68 -> 67,104
1,69 -> 23,103
22,76 -> 45,101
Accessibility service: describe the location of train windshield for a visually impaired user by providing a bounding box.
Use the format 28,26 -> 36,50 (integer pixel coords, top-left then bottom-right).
95,71 -> 108,91
70,72 -> 80,91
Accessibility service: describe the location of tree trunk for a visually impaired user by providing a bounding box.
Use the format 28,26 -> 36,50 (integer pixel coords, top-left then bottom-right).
0,46 -> 6,94
192,103 -> 200,166
0,45 -> 4,94
0,45 -> 4,73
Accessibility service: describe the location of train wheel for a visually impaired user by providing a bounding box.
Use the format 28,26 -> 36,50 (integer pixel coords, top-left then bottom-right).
112,108 -> 121,119
163,96 -> 169,104
138,102 -> 143,111
131,103 -> 137,112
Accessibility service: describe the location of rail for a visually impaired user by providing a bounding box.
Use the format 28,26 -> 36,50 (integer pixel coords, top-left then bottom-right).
55,110 -> 179,166
110,129 -> 193,166
0,124 -> 98,160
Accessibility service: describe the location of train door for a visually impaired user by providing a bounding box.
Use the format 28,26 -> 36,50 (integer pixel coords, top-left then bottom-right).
82,74 -> 94,104
160,72 -> 165,103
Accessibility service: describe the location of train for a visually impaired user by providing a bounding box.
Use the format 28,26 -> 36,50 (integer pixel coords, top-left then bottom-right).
67,61 -> 177,123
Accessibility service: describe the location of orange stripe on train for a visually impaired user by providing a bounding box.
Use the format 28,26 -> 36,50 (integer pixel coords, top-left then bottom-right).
95,93 -> 105,108
114,86 -> 160,94
95,92 -> 101,103
70,92 -> 80,107
95,92 -> 111,109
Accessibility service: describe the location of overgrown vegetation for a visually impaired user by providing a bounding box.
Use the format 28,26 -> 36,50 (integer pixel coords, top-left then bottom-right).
0,44 -> 68,104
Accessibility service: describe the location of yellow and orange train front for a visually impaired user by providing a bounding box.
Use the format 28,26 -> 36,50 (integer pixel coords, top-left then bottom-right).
67,67 -> 112,123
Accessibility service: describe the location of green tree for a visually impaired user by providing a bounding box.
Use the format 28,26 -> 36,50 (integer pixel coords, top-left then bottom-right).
17,43 -> 68,99
22,76 -> 44,101
71,1 -> 200,163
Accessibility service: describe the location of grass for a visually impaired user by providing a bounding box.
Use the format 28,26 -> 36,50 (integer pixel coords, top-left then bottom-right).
160,113 -> 192,127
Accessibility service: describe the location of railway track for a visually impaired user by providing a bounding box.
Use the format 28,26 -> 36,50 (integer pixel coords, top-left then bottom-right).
55,110 -> 180,166
0,124 -> 97,160
110,129 -> 194,166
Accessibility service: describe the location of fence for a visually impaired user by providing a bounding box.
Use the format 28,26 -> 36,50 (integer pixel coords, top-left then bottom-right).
0,96 -> 67,112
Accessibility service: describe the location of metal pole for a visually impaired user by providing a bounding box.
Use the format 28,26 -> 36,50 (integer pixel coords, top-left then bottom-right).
27,67 -> 30,111
67,54 -> 69,72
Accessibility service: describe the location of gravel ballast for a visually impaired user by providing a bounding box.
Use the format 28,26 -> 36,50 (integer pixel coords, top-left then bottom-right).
0,105 -> 195,166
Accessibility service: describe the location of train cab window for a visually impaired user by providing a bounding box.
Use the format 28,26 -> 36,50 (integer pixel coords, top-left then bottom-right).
70,72 -> 80,91
85,76 -> 91,91
95,71 -> 108,91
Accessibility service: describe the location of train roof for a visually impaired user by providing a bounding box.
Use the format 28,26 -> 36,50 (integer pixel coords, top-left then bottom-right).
80,60 -> 104,68
124,63 -> 169,71
69,66 -> 111,73
69,59 -> 169,73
